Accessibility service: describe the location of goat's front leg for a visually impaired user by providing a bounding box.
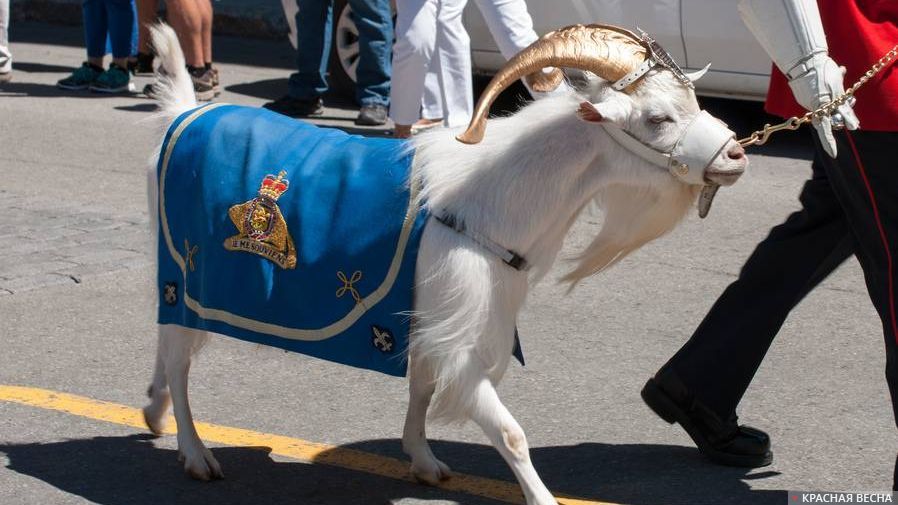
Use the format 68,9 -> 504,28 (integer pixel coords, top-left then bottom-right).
470,377 -> 556,505
159,325 -> 223,480
402,361 -> 452,484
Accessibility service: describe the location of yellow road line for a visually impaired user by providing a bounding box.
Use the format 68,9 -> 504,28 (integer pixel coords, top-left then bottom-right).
0,385 -> 613,505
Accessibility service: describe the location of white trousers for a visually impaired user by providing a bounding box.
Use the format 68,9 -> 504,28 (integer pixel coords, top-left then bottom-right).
390,0 -> 472,127
0,0 -> 11,73
422,0 -> 545,121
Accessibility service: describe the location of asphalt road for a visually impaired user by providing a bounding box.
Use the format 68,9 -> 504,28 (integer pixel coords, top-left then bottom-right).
1,22 -> 895,505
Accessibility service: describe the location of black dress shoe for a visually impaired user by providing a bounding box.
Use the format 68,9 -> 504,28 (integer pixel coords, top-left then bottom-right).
355,104 -> 388,126
263,95 -> 324,118
641,369 -> 773,467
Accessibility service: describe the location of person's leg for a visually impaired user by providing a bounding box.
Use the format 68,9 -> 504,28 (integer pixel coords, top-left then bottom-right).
286,0 -> 332,100
196,0 -> 212,66
347,0 -> 391,107
421,69 -> 444,121
819,130 -> 898,489
660,151 -> 853,418
643,141 -> 855,467
471,0 -> 564,98
136,0 -> 157,55
83,0 -> 108,67
433,0 -> 471,127
106,0 -> 135,67
166,0 -> 204,68
58,0 -> 107,89
129,0 -> 138,58
0,0 -> 12,76
390,0 -> 439,136
471,0 -> 534,59
87,0 -> 134,92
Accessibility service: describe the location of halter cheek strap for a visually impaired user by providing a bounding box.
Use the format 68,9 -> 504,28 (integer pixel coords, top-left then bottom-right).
600,110 -> 735,186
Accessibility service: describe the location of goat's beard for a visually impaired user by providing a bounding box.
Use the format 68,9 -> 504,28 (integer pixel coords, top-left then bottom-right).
562,182 -> 701,287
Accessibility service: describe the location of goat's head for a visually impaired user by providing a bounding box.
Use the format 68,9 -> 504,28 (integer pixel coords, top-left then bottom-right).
457,24 -> 747,191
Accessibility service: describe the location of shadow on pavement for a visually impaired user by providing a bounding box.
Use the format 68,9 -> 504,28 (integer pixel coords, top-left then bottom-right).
115,103 -> 159,113
12,21 -> 297,71
9,61 -> 73,74
225,77 -> 289,101
0,80 -> 146,100
0,434 -> 785,505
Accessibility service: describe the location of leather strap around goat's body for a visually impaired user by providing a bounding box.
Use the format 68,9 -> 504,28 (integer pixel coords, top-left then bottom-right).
433,213 -> 529,271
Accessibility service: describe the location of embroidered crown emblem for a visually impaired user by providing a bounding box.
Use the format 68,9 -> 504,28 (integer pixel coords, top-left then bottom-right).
224,170 -> 297,269
258,171 -> 289,201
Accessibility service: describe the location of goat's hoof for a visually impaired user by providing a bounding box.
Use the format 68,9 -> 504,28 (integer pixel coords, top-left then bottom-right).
142,406 -> 166,435
410,457 -> 452,485
180,447 -> 224,481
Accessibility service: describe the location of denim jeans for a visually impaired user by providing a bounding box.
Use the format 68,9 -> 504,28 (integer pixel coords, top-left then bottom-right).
288,0 -> 392,106
83,0 -> 137,59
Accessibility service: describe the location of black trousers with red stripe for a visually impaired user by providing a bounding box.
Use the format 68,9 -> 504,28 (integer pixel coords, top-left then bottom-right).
658,129 -> 898,482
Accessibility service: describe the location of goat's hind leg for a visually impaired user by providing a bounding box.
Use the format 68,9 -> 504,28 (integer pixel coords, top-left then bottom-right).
402,360 -> 452,484
469,376 -> 556,505
158,324 -> 223,480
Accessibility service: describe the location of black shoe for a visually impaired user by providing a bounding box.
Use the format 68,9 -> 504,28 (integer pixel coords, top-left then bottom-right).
355,104 -> 388,126
130,52 -> 155,76
263,95 -> 323,118
143,82 -> 158,99
641,369 -> 772,467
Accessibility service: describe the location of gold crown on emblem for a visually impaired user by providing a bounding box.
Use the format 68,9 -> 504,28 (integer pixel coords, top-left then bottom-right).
258,170 -> 289,201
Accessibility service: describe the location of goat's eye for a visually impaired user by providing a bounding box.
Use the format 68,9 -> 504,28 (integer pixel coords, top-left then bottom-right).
648,115 -> 672,125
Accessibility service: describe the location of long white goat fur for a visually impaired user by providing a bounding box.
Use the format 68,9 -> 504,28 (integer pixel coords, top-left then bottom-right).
147,24 -> 698,421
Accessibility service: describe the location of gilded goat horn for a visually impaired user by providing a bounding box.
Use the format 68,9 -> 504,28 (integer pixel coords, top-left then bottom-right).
456,24 -> 650,145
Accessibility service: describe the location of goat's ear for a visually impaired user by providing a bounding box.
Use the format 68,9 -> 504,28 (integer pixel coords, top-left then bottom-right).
577,102 -> 603,122
577,96 -> 632,125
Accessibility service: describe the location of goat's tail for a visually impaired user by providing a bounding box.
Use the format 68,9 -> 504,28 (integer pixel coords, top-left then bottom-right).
149,23 -> 197,122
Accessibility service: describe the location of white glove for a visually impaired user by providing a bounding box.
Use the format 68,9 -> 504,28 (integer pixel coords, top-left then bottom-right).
738,0 -> 860,158
787,53 -> 860,157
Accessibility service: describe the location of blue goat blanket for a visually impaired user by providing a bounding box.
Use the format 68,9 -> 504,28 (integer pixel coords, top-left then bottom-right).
156,104 -> 427,377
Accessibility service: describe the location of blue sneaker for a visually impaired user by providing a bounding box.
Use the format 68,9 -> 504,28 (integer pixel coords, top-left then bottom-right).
57,62 -> 103,90
90,63 -> 133,94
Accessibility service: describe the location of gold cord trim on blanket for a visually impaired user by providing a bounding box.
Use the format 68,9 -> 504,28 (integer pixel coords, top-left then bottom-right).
159,104 -> 420,341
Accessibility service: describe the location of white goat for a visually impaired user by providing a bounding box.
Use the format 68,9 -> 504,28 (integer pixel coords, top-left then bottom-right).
143,23 -> 746,505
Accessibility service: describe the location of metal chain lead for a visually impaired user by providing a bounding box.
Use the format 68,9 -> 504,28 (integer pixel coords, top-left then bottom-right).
738,44 -> 898,148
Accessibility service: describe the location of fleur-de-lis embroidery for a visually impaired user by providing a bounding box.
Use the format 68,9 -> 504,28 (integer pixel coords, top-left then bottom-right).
163,282 -> 178,305
184,239 -> 199,272
336,270 -> 363,304
371,325 -> 394,352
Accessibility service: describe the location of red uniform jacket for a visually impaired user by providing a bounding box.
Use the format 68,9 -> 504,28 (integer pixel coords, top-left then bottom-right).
765,0 -> 898,131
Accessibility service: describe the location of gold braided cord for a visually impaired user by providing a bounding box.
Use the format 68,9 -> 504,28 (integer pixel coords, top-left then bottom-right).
738,44 -> 898,148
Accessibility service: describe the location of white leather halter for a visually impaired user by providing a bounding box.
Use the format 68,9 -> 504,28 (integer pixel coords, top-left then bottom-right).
604,29 -> 735,186
601,110 -> 736,186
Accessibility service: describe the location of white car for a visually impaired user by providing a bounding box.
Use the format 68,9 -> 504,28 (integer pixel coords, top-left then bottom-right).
282,0 -> 772,101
